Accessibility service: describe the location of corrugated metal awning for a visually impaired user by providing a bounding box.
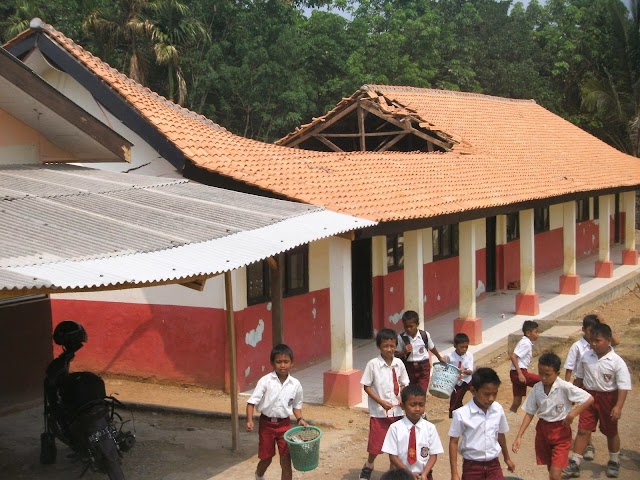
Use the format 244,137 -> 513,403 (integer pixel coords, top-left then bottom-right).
1,164 -> 376,296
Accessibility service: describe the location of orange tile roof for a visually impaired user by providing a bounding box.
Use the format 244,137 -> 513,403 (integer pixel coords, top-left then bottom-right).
7,24 -> 640,223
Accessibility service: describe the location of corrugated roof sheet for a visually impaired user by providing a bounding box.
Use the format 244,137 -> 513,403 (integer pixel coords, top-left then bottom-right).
5,25 -> 640,223
0,164 -> 375,294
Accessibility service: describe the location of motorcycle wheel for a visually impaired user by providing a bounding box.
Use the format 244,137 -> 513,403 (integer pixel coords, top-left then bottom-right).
40,432 -> 57,464
95,435 -> 125,480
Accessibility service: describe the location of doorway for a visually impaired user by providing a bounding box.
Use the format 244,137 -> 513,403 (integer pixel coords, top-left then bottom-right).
351,238 -> 373,338
485,217 -> 497,292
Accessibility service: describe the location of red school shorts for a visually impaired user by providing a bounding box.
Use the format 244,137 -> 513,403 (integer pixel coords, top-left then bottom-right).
534,419 -> 572,468
461,458 -> 504,480
578,390 -> 619,437
510,368 -> 540,397
258,415 -> 291,460
367,416 -> 402,454
449,381 -> 471,418
406,360 -> 431,392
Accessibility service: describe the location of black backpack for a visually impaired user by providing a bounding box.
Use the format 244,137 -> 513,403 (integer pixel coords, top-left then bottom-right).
400,330 -> 430,359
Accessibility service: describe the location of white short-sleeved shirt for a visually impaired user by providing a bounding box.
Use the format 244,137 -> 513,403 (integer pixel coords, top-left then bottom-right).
510,336 -> 534,370
522,377 -> 592,422
448,398 -> 509,461
396,330 -> 434,363
361,355 -> 409,418
564,337 -> 590,371
247,371 -> 303,418
445,351 -> 474,385
382,416 -> 444,474
574,349 -> 632,392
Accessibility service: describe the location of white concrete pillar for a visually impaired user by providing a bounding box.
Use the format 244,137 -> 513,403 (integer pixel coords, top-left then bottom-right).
622,191 -> 638,265
328,236 -> 353,371
323,235 -> 361,407
458,220 -> 476,319
516,209 -> 539,315
596,194 -> 614,277
599,195 -> 612,262
560,201 -> 580,294
520,209 -> 535,294
454,220 -> 482,344
404,229 -> 424,328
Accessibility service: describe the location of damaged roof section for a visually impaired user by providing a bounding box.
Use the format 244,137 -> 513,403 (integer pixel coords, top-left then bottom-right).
0,164 -> 374,296
276,85 -> 471,154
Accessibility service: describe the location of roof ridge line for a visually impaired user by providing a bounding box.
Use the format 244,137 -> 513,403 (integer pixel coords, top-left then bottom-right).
362,84 -> 537,105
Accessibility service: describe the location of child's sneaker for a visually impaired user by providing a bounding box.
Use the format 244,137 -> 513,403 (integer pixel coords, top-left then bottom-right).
606,461 -> 620,478
359,465 -> 373,480
562,458 -> 580,478
583,444 -> 595,461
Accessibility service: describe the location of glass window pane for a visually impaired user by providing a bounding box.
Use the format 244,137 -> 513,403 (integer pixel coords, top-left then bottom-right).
247,261 -> 266,303
396,235 -> 404,267
287,250 -> 306,291
432,228 -> 440,257
387,235 -> 396,269
452,224 -> 459,255
442,225 -> 451,257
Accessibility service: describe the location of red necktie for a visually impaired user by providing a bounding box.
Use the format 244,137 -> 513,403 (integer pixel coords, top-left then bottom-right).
392,368 -> 399,396
408,425 -> 417,464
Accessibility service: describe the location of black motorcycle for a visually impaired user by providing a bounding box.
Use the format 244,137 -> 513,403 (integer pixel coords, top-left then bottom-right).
40,321 -> 136,479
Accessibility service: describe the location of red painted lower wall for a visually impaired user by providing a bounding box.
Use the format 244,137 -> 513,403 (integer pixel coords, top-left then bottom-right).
51,289 -> 331,392
51,300 -> 227,388
380,269 -> 405,330
577,220 -> 599,258
424,256 -> 459,317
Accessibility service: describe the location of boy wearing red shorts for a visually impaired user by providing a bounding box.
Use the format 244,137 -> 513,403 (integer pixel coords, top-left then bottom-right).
509,320 -> 541,413
246,344 -> 308,480
360,328 -> 409,480
511,352 -> 593,480
563,323 -> 631,478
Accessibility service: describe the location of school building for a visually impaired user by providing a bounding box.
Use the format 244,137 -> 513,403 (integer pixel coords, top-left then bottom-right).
4,20 -> 640,406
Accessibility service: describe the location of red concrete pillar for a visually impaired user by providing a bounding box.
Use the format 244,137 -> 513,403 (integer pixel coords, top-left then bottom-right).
323,370 -> 362,406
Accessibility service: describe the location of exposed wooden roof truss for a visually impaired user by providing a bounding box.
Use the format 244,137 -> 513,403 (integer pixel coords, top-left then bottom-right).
281,92 -> 455,153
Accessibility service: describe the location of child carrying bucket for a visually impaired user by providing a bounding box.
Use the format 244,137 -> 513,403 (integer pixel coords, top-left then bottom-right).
443,333 -> 474,418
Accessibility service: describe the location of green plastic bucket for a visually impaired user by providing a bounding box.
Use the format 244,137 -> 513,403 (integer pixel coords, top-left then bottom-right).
284,426 -> 322,471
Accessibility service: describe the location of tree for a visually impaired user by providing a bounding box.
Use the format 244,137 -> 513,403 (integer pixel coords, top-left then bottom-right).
83,0 -> 155,85
147,0 -> 209,105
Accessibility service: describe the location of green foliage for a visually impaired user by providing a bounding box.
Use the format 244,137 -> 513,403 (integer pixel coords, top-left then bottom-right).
0,0 -> 637,150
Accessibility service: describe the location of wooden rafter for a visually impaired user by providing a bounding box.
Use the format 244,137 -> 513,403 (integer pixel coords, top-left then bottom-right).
377,133 -> 408,152
316,135 -> 343,152
284,102 -> 359,148
358,100 -> 366,151
359,100 -> 453,151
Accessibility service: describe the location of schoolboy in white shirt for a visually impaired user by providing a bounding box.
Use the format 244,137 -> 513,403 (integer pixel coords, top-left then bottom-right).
512,352 -> 593,480
564,313 -> 600,460
359,328 -> 410,480
509,320 -> 541,413
396,310 -> 444,392
444,332 -> 474,418
563,323 -> 632,478
449,367 -> 516,480
246,344 -> 307,480
382,384 -> 444,480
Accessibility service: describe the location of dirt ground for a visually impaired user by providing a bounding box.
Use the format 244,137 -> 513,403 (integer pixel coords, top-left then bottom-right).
2,291 -> 640,480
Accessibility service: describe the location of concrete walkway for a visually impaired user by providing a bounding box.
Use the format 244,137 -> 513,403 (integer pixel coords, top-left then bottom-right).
248,245 -> 640,406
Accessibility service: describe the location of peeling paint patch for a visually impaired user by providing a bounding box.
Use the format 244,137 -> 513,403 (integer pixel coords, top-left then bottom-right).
423,295 -> 427,303
312,297 -> 316,304
245,319 -> 265,347
476,280 -> 486,296
437,294 -> 441,301
389,311 -> 403,325
592,234 -> 596,244
390,286 -> 394,293
312,307 -> 317,319
244,366 -> 251,377
261,365 -> 265,372
267,302 -> 272,311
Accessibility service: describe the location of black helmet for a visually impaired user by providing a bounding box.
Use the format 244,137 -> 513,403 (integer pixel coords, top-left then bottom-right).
53,320 -> 87,351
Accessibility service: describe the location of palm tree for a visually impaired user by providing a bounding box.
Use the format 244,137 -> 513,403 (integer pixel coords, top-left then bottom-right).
581,0 -> 640,156
2,0 -> 41,41
147,0 -> 209,105
83,0 -> 156,85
